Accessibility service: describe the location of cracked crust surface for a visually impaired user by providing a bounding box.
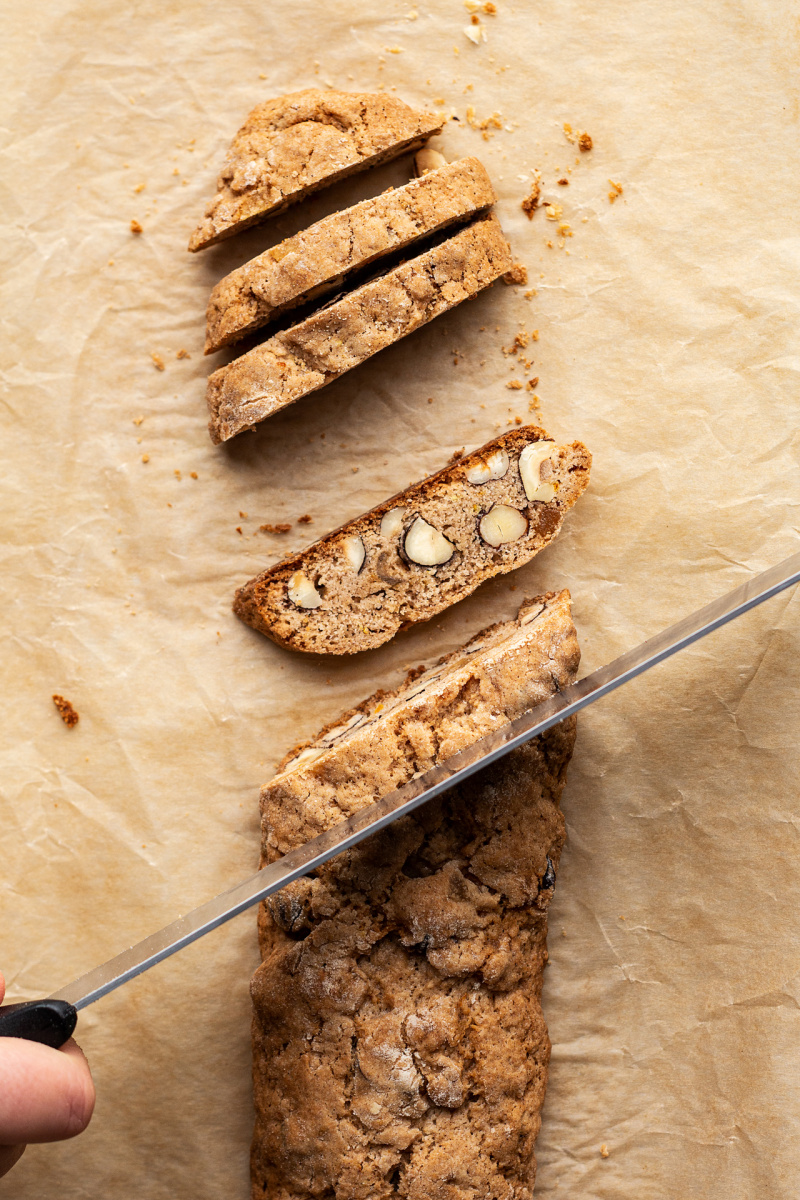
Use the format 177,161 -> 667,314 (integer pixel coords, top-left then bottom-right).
233,427 -> 591,654
204,157 -> 496,353
206,213 -> 513,444
189,90 -> 444,252
251,591 -> 580,1199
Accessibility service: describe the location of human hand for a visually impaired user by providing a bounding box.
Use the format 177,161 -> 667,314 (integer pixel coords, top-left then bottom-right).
0,971 -> 95,1177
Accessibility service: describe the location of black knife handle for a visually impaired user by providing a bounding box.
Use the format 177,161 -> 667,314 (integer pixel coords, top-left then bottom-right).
0,1001 -> 78,1048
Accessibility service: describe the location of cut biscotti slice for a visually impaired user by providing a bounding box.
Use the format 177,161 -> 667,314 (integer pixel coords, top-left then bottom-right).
188,89 -> 444,252
206,212 -> 513,444
234,425 -> 591,654
251,591 -> 580,1199
204,156 -> 496,353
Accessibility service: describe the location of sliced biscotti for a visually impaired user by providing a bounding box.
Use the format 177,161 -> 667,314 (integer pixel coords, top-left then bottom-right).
233,426 -> 591,654
251,592 -> 580,1198
206,212 -> 512,444
188,90 -> 443,252
204,156 -> 495,353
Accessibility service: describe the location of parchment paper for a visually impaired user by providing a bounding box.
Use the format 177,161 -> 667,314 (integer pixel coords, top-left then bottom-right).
2,0 -> 799,1195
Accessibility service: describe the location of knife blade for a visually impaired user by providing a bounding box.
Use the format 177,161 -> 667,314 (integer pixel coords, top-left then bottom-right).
3,549 -> 799,1047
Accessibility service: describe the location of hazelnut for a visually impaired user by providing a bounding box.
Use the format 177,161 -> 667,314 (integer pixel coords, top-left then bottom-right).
287,571 -> 323,609
479,504 -> 528,547
519,440 -> 557,502
404,516 -> 455,566
414,147 -> 447,177
342,534 -> 366,573
465,448 -> 509,484
380,506 -> 408,538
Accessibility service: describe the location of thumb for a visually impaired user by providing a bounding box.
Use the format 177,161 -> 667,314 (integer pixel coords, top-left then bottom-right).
0,1036 -> 95,1144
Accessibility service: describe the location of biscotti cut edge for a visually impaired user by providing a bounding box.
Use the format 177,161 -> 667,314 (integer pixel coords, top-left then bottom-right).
232,425 -> 591,654
188,89 -> 445,251
204,156 -> 496,354
206,212 -> 513,444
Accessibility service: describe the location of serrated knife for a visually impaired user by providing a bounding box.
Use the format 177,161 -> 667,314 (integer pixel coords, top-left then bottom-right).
2,550 -> 799,1049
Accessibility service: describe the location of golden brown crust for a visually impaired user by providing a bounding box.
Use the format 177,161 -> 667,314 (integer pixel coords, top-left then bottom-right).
204,157 -> 496,353
233,427 -> 591,655
206,213 -> 513,444
188,89 -> 444,251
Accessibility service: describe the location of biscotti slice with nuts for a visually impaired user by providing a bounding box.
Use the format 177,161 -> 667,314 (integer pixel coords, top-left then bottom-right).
207,213 -> 512,443
188,89 -> 444,252
204,156 -> 496,353
251,591 -> 580,1198
233,425 -> 591,654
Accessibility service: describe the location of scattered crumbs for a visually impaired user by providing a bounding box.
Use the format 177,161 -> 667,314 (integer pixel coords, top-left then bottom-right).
174,469 -> 182,480
52,694 -> 79,728
151,352 -> 165,371
448,447 -> 465,463
239,511 -> 248,519
526,376 -> 540,390
134,182 -> 145,193
236,526 -> 243,535
558,177 -> 569,185
298,514 -> 313,524
141,453 -> 150,463
259,522 -> 292,534
466,104 -> 502,138
506,380 -> 523,390
608,179 -> 624,203
176,348 -> 190,359
600,1145 -> 610,1159
190,471 -> 198,479
133,415 -> 144,425
579,131 -> 593,152
130,219 -> 143,234
521,178 -> 541,218
502,263 -> 528,286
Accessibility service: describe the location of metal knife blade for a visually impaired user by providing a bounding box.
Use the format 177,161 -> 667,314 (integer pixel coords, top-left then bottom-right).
36,549 -> 798,1019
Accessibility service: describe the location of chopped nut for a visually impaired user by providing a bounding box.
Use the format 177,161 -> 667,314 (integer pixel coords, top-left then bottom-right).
288,571 -> 323,609
130,219 -> 143,234
479,504 -> 528,546
463,22 -> 486,43
465,448 -> 509,484
52,694 -> 79,728
600,1144 -> 609,1158
342,534 -> 366,573
506,380 -> 523,390
176,348 -> 190,359
404,517 -> 455,566
545,204 -> 563,221
414,146 -> 447,176
519,441 -> 557,502
380,507 -> 407,538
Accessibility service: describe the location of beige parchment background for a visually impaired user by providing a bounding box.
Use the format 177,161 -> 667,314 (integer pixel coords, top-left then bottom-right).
1,0 -> 799,1196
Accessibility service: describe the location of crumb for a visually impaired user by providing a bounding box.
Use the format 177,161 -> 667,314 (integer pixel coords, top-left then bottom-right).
190,471 -> 198,479
600,1145 -> 610,1159
133,416 -> 144,426
52,694 -> 79,728
427,397 -> 434,404
526,376 -> 540,390
176,348 -> 190,359
514,415 -> 522,424
558,177 -> 569,185
483,0 -> 497,10
151,352 -> 165,371
521,178 -> 541,218
174,469 -> 181,479
141,454 -> 150,463
298,514 -> 313,524
239,511 -> 248,519
579,132 -> 593,152
502,263 -> 528,285
236,526 -> 243,535
465,104 -> 502,138
608,179 -> 623,203
352,466 -> 359,474
405,664 -> 427,682
448,447 -> 465,463
506,380 -> 523,390
134,182 -> 145,193
130,219 -> 143,234
260,523 -> 292,534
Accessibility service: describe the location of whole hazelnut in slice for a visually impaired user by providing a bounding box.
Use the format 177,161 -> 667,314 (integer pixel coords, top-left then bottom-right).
479,504 -> 528,547
342,534 -> 366,573
287,571 -> 323,609
465,448 -> 509,485
404,516 -> 455,566
519,441 -> 557,502
414,147 -> 447,177
380,506 -> 407,538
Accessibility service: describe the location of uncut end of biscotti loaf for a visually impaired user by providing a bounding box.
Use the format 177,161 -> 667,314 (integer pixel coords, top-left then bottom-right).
233,426 -> 591,654
188,89 -> 444,251
205,213 -> 512,444
258,587 -> 579,861
204,156 -> 496,354
250,594 -> 580,1198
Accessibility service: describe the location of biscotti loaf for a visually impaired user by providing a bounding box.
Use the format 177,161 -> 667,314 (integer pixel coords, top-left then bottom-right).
206,213 -> 512,444
234,426 -> 591,654
251,590 -> 580,1199
189,90 -> 444,251
204,156 -> 495,353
